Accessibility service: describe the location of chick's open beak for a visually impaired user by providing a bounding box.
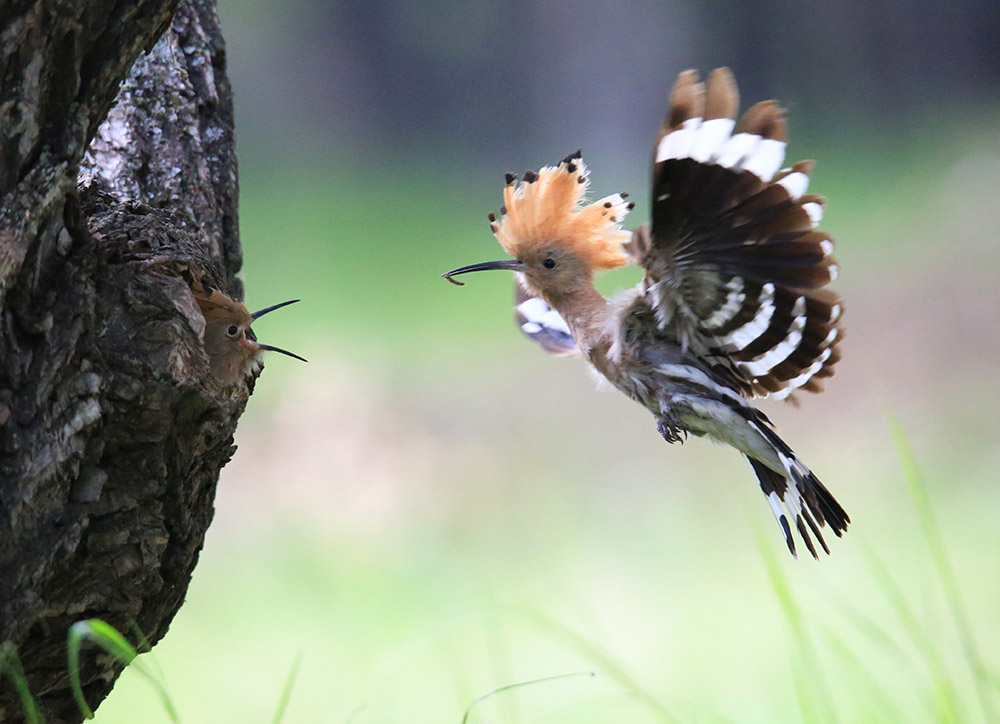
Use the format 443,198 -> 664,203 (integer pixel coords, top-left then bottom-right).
257,344 -> 308,363
247,299 -> 308,363
441,259 -> 525,286
251,299 -> 300,319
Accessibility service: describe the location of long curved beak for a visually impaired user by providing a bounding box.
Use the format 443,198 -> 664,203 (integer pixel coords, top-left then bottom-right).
441,259 -> 525,286
251,299 -> 300,319
257,344 -> 308,363
248,299 -> 307,363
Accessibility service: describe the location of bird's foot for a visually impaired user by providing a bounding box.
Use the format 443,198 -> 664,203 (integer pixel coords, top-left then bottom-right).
657,415 -> 687,444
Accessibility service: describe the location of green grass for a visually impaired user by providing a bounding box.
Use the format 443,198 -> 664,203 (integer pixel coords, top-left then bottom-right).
461,671 -> 597,724
885,417 -> 999,722
755,419 -> 999,724
1,642 -> 41,724
3,620 -> 304,724
74,413 -> 997,723
67,619 -> 178,722
3,412 -> 994,724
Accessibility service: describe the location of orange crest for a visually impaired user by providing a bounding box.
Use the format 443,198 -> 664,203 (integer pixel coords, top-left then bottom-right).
190,281 -> 252,327
490,151 -> 633,271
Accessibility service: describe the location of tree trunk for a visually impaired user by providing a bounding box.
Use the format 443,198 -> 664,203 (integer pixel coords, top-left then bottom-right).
1,1 -> 249,720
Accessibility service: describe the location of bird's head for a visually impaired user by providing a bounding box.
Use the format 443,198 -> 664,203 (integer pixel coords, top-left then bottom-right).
443,151 -> 634,301
192,283 -> 307,384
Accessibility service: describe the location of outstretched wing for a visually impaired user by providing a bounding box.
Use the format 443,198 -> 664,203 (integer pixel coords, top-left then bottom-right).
638,67 -> 842,401
514,280 -> 580,357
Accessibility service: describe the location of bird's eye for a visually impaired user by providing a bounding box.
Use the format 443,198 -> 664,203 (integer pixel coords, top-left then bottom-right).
227,325 -> 239,337
542,257 -> 556,269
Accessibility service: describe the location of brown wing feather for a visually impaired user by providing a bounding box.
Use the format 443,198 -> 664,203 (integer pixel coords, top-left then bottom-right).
641,68 -> 842,401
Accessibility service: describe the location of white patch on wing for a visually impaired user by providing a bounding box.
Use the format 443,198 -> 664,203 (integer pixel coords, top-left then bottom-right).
713,132 -> 759,168
770,347 -> 833,400
517,297 -> 572,336
655,363 -> 748,406
540,309 -> 571,335
778,171 -> 810,199
649,281 -> 671,329
819,239 -> 834,256
829,304 -> 841,322
689,118 -> 736,162
802,201 -> 823,227
516,297 -> 549,321
656,117 -> 702,162
703,276 -> 746,329
738,296 -> 806,376
721,282 -> 775,351
516,294 -> 578,355
521,322 -> 542,334
742,138 -> 786,182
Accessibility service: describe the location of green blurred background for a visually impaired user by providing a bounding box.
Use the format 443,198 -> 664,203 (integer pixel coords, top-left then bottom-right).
94,2 -> 1000,722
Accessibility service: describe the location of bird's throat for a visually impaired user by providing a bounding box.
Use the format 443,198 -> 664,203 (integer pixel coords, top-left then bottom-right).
543,283 -> 611,350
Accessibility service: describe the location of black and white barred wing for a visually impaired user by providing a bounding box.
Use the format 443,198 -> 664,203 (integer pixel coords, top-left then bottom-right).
640,68 -> 842,401
514,280 -> 580,357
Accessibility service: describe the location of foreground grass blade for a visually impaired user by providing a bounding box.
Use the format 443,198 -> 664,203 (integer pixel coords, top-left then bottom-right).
508,606 -> 682,722
461,671 -> 594,724
758,532 -> 838,724
887,415 -> 1000,722
67,620 -> 179,722
272,652 -> 303,724
822,628 -> 906,721
1,642 -> 43,724
858,543 -> 962,722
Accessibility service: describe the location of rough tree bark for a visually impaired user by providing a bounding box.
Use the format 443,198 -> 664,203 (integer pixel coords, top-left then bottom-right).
1,0 -> 251,720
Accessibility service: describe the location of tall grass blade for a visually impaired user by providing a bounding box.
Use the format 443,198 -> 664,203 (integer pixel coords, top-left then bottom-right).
758,532 -> 838,724
887,415 -> 999,722
828,591 -> 907,660
460,670 -> 593,724
1,641 -> 43,724
342,703 -> 368,723
509,606 -> 681,722
822,628 -> 906,721
67,619 -> 179,723
272,652 -> 303,724
858,542 -> 962,722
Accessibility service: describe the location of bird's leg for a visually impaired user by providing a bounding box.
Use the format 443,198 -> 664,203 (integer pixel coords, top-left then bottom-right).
656,412 -> 687,444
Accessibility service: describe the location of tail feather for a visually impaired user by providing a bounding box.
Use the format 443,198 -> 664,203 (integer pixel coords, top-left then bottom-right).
745,423 -> 849,559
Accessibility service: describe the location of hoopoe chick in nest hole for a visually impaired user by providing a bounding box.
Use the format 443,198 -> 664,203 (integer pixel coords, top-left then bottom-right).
191,282 -> 307,385
443,68 -> 848,558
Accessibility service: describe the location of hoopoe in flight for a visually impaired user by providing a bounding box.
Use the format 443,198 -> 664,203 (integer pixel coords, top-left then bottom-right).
191,282 -> 307,384
443,68 -> 848,558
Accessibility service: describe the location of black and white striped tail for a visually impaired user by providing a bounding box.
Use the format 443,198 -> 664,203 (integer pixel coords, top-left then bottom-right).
746,418 -> 849,558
